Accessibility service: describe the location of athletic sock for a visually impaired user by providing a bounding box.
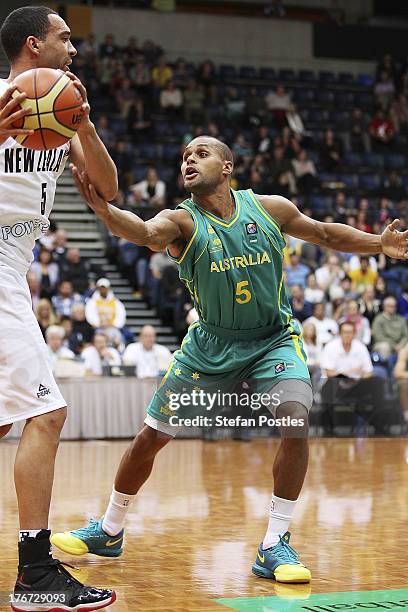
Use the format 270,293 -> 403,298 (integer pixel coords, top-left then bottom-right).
102,488 -> 135,536
262,494 -> 297,549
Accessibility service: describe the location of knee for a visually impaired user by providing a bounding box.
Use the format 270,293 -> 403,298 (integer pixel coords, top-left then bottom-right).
276,402 -> 309,438
129,425 -> 170,460
30,407 -> 67,438
0,423 -> 13,438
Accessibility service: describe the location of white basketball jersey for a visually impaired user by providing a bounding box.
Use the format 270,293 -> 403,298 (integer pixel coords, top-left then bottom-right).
0,79 -> 70,274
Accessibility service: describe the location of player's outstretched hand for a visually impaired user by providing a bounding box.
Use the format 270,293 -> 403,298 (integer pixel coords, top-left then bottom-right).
65,71 -> 90,127
71,163 -> 109,219
0,84 -> 34,145
381,219 -> 408,259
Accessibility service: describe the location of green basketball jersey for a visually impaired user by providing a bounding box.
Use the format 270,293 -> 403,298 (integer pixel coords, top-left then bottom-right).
170,189 -> 293,337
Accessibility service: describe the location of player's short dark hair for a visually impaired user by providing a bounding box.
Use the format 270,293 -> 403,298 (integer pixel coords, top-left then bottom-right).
0,6 -> 57,62
187,136 -> 234,164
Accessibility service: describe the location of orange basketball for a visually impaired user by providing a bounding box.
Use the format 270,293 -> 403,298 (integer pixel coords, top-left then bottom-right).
11,67 -> 84,150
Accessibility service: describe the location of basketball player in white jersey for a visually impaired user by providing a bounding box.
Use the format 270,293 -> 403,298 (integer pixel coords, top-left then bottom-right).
0,6 -> 118,610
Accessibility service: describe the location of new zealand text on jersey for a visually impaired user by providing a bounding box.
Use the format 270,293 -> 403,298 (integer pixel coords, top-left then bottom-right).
3,147 -> 66,174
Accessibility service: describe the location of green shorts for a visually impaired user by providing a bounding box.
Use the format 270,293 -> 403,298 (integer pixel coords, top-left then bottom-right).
145,321 -> 311,435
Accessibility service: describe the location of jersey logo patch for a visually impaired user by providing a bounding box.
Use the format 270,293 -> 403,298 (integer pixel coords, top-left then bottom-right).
275,362 -> 286,374
246,222 -> 258,235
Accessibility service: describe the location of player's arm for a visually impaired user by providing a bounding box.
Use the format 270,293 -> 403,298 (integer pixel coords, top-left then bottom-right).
67,72 -> 118,201
258,195 -> 408,259
71,165 -> 192,256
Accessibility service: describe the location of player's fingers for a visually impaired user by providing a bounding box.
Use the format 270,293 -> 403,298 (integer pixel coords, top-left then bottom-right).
0,85 -> 17,109
2,106 -> 33,126
0,92 -> 28,118
388,218 -> 401,231
0,128 -> 34,136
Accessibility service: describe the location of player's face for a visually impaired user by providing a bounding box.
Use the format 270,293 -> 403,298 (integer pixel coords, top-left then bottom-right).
36,14 -> 77,71
181,141 -> 229,196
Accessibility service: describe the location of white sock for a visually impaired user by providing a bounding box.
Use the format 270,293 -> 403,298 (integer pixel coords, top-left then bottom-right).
102,488 -> 135,536
262,494 -> 297,549
19,529 -> 47,541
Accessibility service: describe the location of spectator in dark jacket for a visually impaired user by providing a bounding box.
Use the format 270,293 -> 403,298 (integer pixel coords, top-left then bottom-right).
60,249 -> 90,296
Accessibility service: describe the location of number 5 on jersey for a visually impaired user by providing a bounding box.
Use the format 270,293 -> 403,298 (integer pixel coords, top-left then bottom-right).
41,182 -> 47,215
236,280 -> 252,304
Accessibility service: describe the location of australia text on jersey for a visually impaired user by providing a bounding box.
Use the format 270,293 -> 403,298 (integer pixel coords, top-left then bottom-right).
2,147 -> 66,174
210,250 -> 272,273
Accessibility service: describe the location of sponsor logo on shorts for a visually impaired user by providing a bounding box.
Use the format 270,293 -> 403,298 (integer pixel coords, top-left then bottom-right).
37,383 -> 50,398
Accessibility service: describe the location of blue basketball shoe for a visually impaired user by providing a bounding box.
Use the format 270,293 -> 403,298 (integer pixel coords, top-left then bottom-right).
252,532 -> 311,583
51,517 -> 124,558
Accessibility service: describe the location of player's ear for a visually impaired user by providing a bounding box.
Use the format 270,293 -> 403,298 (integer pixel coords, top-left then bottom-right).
223,160 -> 233,176
26,36 -> 41,57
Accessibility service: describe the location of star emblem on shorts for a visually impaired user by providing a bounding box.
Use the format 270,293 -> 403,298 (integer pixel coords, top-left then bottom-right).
192,372 -> 200,380
175,368 -> 182,376
193,386 -> 201,392
165,390 -> 173,398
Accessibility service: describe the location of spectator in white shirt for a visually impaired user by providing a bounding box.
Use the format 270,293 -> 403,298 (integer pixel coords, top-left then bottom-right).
160,80 -> 183,114
81,332 -> 122,376
85,278 -> 126,330
123,325 -> 172,378
304,302 -> 338,346
320,322 -> 386,433
315,254 -> 345,294
129,168 -> 166,210
45,325 -> 75,372
304,273 -> 325,305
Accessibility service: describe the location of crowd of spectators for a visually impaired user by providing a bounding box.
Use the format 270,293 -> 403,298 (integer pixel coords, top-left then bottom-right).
27,38 -> 408,429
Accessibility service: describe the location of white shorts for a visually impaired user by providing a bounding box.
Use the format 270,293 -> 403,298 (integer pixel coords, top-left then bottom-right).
0,265 -> 66,426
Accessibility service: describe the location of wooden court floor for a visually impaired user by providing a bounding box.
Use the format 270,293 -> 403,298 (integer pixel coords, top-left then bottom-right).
1,437 -> 407,611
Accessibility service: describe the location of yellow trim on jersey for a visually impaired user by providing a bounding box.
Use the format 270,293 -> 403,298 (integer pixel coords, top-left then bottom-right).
159,359 -> 175,388
175,205 -> 199,264
247,190 -> 283,238
198,190 -> 241,228
291,334 -> 306,364
257,220 -> 284,258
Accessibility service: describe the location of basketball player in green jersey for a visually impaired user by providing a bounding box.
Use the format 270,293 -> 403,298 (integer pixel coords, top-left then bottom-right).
52,136 -> 408,583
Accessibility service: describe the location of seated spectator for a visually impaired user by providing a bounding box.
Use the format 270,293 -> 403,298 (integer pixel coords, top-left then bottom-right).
123,36 -> 141,66
379,171 -> 407,203
341,108 -> 371,154
160,80 -> 183,114
141,39 -> 164,66
123,325 -> 172,377
358,285 -> 382,324
390,94 -> 408,133
372,296 -> 408,359
397,284 -> 408,320
304,272 -> 325,304
196,59 -> 217,103
30,247 -> 59,299
292,149 -> 319,195
245,87 -> 266,127
369,109 -> 395,148
52,281 -> 83,318
115,78 -> 136,119
81,332 -> 122,376
99,33 -> 119,59
319,128 -> 342,172
304,302 -> 339,346
374,71 -> 395,111
338,275 -> 359,301
253,125 -> 272,155
35,298 -> 57,338
129,168 -> 166,213
285,250 -> 310,288
321,322 -> 385,433
172,58 -> 190,90
265,84 -> 292,130
96,116 -> 115,150
184,79 -> 205,122
70,303 -> 95,355
267,145 -> 296,197
315,253 -> 344,294
27,270 -> 41,310
127,98 -> 152,143
45,325 -> 75,373
339,299 -> 371,345
224,87 -> 246,123
301,321 -> 322,368
129,56 -> 151,97
52,229 -> 68,266
286,105 -> 307,139
232,133 -> 253,159
152,55 -> 173,89
393,344 -> 408,424
60,248 -> 90,296
348,256 -> 378,294
148,251 -> 177,306
78,33 -> 98,67
264,0 -> 286,17
289,284 -> 313,322
96,313 -> 125,353
85,278 -> 126,330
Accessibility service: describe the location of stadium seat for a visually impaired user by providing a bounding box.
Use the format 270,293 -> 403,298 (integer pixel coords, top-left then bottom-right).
259,67 -> 276,80
155,121 -> 172,138
316,90 -> 335,105
239,66 -> 257,79
334,91 -> 355,107
309,195 -> 332,212
132,165 -> 148,182
338,72 -> 354,85
298,70 -> 315,82
309,109 -> 328,123
162,143 -> 180,161
278,68 -> 296,81
363,153 -> 384,169
295,89 -> 315,104
384,154 -> 405,170
219,64 -> 237,78
355,92 -> 373,108
319,71 -> 336,83
338,174 -> 358,189
137,143 -> 158,160
359,175 -> 381,190
329,110 -> 347,124
357,73 -> 374,87
344,152 -> 362,167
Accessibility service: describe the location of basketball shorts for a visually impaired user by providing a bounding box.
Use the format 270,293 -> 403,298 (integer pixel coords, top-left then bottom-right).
145,320 -> 312,436
0,264 -> 66,427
